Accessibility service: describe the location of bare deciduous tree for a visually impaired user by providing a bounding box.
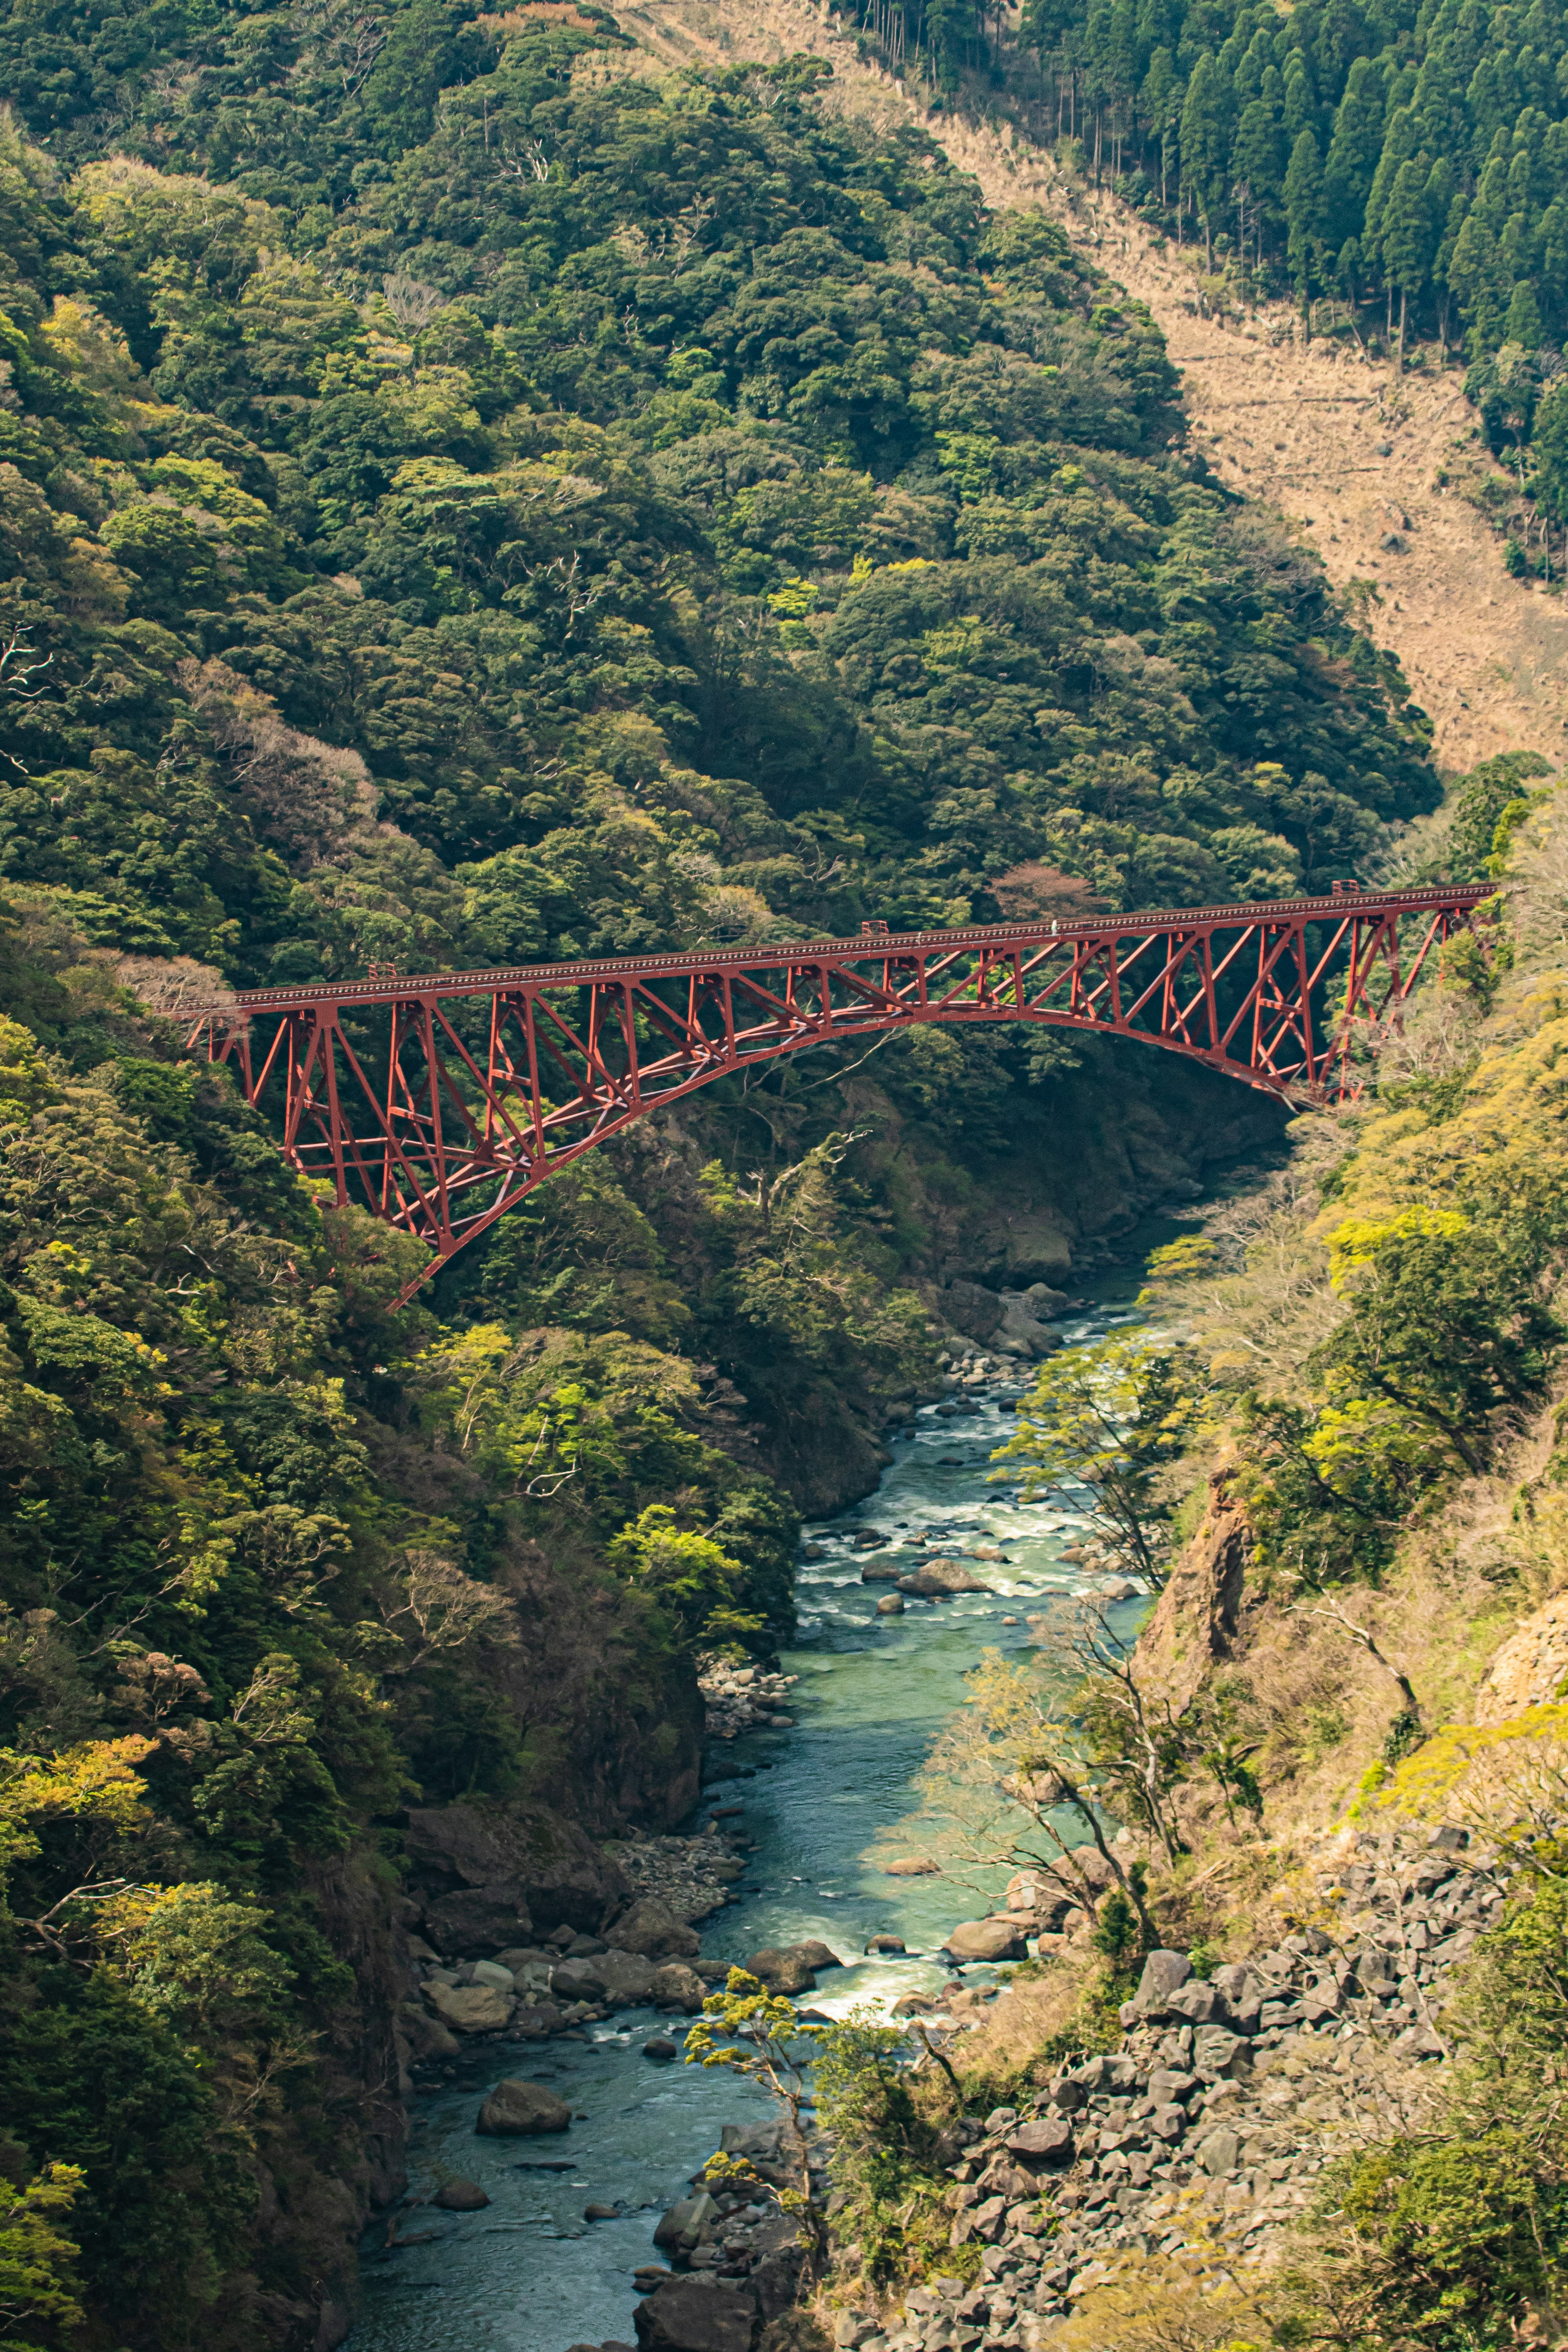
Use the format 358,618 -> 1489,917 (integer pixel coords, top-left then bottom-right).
380,1550 -> 518,1670
381,272 -> 448,331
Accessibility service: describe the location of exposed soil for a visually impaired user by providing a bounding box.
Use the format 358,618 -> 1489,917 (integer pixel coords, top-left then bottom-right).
621,0 -> 1568,774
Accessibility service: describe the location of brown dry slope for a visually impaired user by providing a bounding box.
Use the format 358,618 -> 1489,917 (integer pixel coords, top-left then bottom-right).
617,0 -> 1568,773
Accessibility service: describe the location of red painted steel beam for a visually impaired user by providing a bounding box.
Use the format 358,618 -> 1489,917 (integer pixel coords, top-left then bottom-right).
185,882 -> 1494,1305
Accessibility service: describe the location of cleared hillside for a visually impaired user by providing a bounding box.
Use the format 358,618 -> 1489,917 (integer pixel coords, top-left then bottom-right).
628,0 -> 1568,774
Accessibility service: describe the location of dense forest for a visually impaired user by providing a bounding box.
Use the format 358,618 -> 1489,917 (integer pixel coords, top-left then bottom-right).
844,0 -> 1568,532
0,0 -> 1483,2345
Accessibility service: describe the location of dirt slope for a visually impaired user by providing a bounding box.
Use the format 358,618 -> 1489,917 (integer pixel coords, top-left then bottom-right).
620,0 -> 1568,773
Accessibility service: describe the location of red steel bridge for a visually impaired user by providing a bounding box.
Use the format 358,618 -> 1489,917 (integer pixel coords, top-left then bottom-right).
188,882 -> 1492,1302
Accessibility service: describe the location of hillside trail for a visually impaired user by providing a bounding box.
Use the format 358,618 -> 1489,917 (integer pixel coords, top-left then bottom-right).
618,0 -> 1568,774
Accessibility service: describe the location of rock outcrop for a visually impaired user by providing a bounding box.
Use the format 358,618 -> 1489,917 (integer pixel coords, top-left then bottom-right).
1135,1471 -> 1251,1713
403,1801 -> 630,1952
1475,1589 -> 1568,1721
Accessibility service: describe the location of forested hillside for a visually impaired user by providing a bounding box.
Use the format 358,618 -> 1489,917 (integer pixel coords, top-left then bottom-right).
838,0 -> 1568,539
0,4 -> 1459,2347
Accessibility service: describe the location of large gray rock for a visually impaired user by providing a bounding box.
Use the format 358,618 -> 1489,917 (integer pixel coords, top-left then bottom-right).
1192,2024 -> 1251,2081
431,2178 -> 489,2211
744,1944 -> 824,1993
1006,2116 -> 1074,2163
474,2079 -> 570,2135
398,2000 -> 460,2059
748,2209 -> 806,2321
1129,1948 -> 1192,2018
554,1948 -> 658,2008
633,2276 -> 757,2352
996,1309 -> 1064,1360
941,1281 -> 1004,1341
898,1560 -> 993,1598
943,1919 -> 1027,1963
1165,1979 -> 1221,2025
1069,2053 -> 1139,2093
470,1959 -> 515,1991
652,2192 -> 721,2252
549,1955 -> 608,2003
1213,1962 -> 1265,2030
612,1898 -> 701,1959
425,1980 -> 513,2034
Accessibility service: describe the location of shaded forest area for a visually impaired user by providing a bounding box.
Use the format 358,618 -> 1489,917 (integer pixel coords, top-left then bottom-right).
0,4 -> 1455,2345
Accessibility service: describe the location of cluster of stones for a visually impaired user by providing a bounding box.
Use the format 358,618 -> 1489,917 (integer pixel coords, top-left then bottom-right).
394,1853 -> 754,2085
887,1853 -> 1126,1999
602,1826 -> 757,1927
620,2120 -> 820,2352
400,1901 -> 720,2068
833,1822 -> 1510,2352
697,1659 -> 800,1740
936,1280 -> 1075,1364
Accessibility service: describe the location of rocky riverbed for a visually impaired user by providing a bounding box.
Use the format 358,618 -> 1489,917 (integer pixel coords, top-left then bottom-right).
354,1263 -> 1184,2352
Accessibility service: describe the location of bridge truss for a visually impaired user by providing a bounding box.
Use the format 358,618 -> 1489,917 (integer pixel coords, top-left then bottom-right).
187,883 -> 1492,1301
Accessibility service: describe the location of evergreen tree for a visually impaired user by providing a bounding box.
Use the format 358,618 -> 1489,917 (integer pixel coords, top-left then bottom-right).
1323,56 -> 1388,250
1285,127 -> 1326,318
1381,156 -> 1437,367
1180,50 -> 1233,260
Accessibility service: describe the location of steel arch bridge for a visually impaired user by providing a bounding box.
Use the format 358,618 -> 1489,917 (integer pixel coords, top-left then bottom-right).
187,882 -> 1491,1304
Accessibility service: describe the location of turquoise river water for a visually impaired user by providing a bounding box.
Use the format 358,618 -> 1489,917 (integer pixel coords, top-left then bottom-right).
350,1273 -> 1158,2352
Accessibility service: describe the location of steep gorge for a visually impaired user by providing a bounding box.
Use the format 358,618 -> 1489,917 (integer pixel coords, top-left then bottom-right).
0,7 -> 1528,2350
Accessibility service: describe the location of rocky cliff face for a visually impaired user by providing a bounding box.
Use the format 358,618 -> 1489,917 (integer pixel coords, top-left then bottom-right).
403,1800 -> 633,1953
1134,1472 -> 1253,1715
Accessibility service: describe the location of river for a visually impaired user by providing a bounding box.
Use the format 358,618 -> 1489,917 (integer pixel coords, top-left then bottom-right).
351,1258 -> 1166,2352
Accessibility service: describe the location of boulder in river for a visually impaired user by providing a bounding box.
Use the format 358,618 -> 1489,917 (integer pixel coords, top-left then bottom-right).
599,1950 -> 661,2004
510,2001 -> 564,2036
652,2191 -> 720,2252
548,1954 -> 608,2003
610,1898 -> 701,1958
942,1918 -> 1028,1962
425,1980 -> 513,2034
742,1944 -> 819,1993
865,1933 -> 906,1953
650,1962 -> 706,2012
881,1855 -> 939,1875
474,2078 -> 570,2134
431,2177 -> 490,2210
642,2035 -> 678,2061
858,1559 -> 906,1582
875,1594 -> 904,1615
898,1559 -> 992,1597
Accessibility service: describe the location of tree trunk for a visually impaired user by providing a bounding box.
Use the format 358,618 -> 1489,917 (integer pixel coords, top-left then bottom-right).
1397,286 -> 1407,372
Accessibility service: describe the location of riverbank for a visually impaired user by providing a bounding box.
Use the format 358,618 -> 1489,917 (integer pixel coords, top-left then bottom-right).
352,1270 -> 1158,2352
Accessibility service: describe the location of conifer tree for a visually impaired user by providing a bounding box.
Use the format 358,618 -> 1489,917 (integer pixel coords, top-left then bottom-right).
1381,156 -> 1437,368
1285,127 -> 1325,324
